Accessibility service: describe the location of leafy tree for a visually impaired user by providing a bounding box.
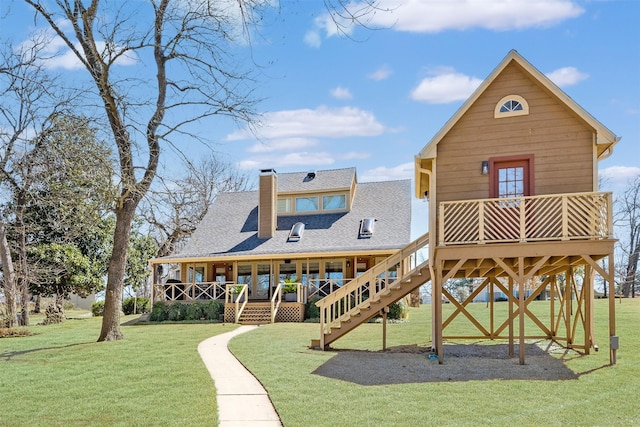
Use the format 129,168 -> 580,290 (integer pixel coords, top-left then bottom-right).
28,243 -> 104,313
125,227 -> 158,298
0,38 -> 81,325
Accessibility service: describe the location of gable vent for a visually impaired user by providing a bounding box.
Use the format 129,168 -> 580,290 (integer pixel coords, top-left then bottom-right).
288,222 -> 305,242
359,218 -> 376,238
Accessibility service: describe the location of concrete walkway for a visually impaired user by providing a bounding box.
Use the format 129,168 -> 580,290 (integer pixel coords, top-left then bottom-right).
198,325 -> 282,427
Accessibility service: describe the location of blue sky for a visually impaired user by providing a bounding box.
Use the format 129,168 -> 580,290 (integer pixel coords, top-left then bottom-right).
2,0 -> 639,238
219,0 -> 639,188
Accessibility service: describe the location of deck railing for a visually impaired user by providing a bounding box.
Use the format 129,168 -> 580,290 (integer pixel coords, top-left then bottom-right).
316,232 -> 430,335
438,192 -> 612,246
152,281 -> 228,302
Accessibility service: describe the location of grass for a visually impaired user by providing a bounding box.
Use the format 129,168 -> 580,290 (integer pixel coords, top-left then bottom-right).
229,298 -> 640,427
0,314 -> 238,427
1,300 -> 637,426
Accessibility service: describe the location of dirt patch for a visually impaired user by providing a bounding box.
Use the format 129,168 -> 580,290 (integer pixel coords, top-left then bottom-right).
312,341 -> 580,385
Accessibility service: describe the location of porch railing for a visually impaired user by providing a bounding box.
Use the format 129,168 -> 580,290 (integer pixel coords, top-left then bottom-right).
307,278 -> 349,299
152,281 -> 228,302
226,284 -> 248,323
438,192 -> 613,246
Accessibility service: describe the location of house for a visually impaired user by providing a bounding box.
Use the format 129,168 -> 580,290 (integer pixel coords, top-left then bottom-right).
313,50 -> 619,365
149,167 -> 412,323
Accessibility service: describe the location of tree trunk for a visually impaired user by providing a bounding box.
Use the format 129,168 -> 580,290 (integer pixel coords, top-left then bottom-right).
98,200 -> 137,341
0,222 -> 18,327
15,194 -> 30,326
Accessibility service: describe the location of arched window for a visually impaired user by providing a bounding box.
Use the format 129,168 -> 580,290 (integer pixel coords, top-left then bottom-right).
494,95 -> 529,118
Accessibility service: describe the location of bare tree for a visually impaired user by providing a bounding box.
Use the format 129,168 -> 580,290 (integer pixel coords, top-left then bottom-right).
22,0 -> 386,340
615,175 -> 640,298
23,0 -> 268,340
142,156 -> 253,259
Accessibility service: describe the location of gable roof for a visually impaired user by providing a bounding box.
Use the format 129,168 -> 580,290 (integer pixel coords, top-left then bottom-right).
159,177 -> 412,262
418,50 -> 620,161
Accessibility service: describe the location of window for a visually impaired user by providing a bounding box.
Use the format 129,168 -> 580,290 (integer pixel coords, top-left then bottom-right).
295,196 -> 319,212
277,197 -> 292,213
494,95 -> 529,118
322,194 -> 346,210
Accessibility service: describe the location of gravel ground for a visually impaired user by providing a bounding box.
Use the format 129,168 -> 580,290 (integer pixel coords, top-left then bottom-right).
312,341 -> 580,385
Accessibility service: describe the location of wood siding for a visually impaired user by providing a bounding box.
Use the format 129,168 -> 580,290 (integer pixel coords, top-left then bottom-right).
436,62 -> 595,204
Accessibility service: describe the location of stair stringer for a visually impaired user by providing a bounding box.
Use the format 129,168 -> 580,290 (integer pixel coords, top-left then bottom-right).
313,232 -> 430,349
320,265 -> 431,347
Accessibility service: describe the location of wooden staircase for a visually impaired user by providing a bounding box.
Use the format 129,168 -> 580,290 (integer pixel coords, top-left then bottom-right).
312,232 -> 431,349
237,302 -> 272,324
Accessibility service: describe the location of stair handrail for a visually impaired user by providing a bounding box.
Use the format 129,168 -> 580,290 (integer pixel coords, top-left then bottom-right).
226,283 -> 248,323
271,283 -> 283,323
316,232 -> 430,334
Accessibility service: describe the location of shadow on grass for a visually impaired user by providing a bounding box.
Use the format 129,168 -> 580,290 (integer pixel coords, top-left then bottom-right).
312,342 -> 582,384
0,342 -> 93,362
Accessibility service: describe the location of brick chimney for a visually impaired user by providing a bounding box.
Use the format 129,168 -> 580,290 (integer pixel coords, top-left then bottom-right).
258,169 -> 277,239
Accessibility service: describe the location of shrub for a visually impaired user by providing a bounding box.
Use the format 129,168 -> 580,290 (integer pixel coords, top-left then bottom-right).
185,302 -> 204,321
91,301 -> 105,317
122,297 -> 150,315
63,301 -> 75,311
168,302 -> 186,321
306,296 -> 322,320
0,328 -> 34,338
149,301 -> 169,322
40,304 -> 65,325
387,300 -> 409,320
201,300 -> 223,321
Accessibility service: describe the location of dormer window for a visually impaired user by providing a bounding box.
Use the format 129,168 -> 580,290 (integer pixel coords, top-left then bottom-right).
288,222 -> 305,241
322,194 -> 346,210
359,218 -> 376,238
494,95 -> 529,118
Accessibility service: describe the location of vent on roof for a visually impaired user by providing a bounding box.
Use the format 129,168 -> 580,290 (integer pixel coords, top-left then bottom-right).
304,171 -> 316,182
359,218 -> 376,238
288,222 -> 305,241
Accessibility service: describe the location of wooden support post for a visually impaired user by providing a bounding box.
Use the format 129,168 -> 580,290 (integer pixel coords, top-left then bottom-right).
489,278 -> 495,339
584,265 -> 592,354
608,254 -> 617,365
382,308 -> 388,351
518,257 -> 525,365
435,262 -> 444,364
508,277 -> 514,357
565,267 -> 572,346
550,275 -> 555,337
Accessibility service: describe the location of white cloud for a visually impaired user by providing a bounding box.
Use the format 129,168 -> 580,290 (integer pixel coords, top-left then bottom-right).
367,65 -> 393,81
227,106 -> 385,141
308,0 -> 584,43
359,162 -> 414,182
545,66 -> 588,87
331,86 -> 353,99
599,166 -> 640,190
238,152 -> 335,170
247,138 -> 318,153
410,68 -> 482,104
304,30 -> 322,48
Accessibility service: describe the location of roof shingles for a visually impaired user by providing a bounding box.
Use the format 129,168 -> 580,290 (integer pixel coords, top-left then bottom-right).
164,170 -> 411,260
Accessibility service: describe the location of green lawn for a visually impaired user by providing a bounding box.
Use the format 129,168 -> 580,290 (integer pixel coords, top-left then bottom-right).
1,299 -> 637,427
229,298 -> 640,427
0,316 -> 237,427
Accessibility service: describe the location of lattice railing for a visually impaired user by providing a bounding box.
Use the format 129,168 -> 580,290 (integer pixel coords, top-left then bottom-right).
152,281 -> 227,302
439,192 -> 612,245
